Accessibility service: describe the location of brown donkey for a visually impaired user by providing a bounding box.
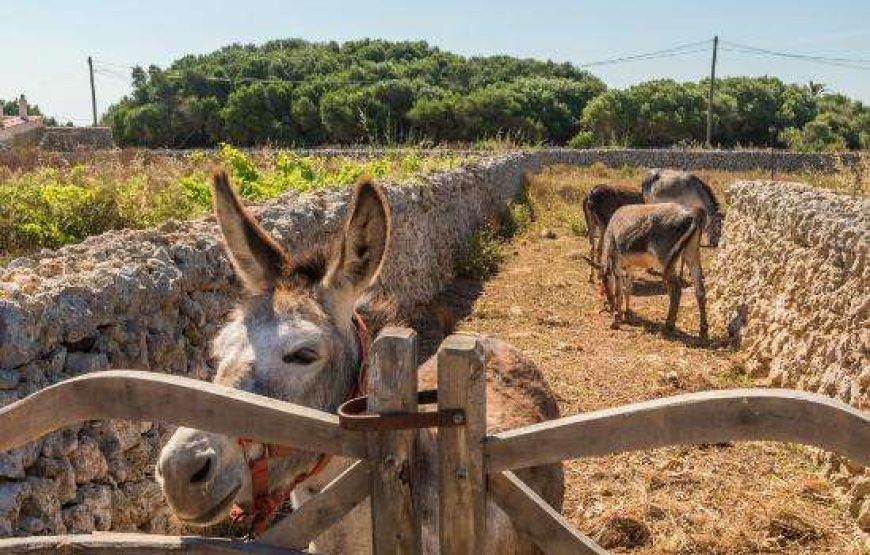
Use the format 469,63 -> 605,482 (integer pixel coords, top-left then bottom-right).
597,202 -> 708,339
156,173 -> 563,553
582,184 -> 644,282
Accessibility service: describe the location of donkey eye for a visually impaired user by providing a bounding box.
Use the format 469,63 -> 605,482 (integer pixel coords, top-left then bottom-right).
282,348 -> 319,365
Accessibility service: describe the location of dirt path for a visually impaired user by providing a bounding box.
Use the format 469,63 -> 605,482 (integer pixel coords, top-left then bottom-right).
441,172 -> 868,554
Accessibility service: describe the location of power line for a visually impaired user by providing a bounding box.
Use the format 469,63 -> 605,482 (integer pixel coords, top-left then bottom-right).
719,40 -> 870,70
721,39 -> 870,64
91,41 -> 716,88
89,36 -> 870,93
577,39 -> 713,68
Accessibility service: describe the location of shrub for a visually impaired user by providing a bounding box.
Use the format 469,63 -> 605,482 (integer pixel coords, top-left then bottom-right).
567,130 -> 595,149
455,225 -> 503,280
570,216 -> 587,237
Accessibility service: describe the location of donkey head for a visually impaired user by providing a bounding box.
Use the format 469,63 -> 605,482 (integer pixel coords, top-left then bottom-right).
156,172 -> 390,526
706,212 -> 723,247
640,169 -> 661,199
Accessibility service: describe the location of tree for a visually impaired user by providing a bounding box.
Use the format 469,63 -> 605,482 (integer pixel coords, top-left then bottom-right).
102,37 -> 867,151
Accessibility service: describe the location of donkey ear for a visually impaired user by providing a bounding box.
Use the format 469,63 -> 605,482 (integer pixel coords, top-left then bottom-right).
641,169 -> 661,196
327,179 -> 391,295
211,171 -> 289,294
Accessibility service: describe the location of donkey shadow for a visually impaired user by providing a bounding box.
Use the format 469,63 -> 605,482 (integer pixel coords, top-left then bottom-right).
623,311 -> 731,350
410,278 -> 485,361
628,278 -> 667,297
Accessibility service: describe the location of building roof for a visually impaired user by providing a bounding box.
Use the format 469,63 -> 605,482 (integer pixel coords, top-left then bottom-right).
1,116 -> 43,130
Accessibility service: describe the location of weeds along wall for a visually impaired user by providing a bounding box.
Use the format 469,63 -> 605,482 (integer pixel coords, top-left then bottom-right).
711,181 -> 869,528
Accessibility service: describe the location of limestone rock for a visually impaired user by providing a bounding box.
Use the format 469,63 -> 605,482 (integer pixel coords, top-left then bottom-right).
0,481 -> 31,536
64,352 -> 109,374
0,369 -> 19,390
41,428 -> 79,458
68,436 -> 108,484
61,504 -> 95,533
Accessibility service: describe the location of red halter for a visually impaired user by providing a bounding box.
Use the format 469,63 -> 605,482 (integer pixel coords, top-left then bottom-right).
229,312 -> 370,537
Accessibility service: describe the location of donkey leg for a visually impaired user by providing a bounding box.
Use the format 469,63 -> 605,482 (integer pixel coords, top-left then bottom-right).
663,269 -> 681,336
683,244 -> 708,340
587,227 -> 597,283
608,269 -> 623,330
623,275 -> 633,319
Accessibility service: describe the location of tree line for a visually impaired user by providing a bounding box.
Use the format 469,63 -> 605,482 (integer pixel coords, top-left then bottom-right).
101,38 -> 868,151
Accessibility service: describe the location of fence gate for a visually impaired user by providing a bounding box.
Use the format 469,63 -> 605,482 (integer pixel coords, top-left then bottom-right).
0,328 -> 867,554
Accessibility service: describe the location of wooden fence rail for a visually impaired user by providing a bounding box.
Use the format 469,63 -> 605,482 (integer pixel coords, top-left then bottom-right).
0,533 -> 306,554
486,388 -> 870,472
0,370 -> 366,459
0,330 -> 868,554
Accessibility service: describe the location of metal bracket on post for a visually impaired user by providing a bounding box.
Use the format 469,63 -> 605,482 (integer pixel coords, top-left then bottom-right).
338,389 -> 465,431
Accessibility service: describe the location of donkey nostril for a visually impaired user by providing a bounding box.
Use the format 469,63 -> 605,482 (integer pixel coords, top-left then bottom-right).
190,458 -> 212,484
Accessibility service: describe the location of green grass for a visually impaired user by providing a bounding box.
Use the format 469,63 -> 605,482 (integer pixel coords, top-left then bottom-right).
454,184 -> 534,280
0,145 -> 470,260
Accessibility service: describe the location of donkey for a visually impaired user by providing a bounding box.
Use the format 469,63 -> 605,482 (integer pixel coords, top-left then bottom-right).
155,172 -> 564,554
581,184 -> 644,282
641,169 -> 723,247
597,202 -> 708,339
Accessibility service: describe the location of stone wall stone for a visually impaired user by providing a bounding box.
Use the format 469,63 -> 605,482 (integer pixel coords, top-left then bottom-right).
711,181 -> 869,529
37,127 -> 115,151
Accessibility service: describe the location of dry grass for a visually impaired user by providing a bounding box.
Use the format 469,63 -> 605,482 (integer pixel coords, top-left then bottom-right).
452,165 -> 868,554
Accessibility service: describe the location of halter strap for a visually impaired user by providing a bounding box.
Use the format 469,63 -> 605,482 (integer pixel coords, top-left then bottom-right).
230,311 -> 370,537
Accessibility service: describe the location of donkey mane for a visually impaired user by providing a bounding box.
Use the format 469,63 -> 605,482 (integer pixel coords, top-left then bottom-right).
288,244 -> 332,284
693,175 -> 721,215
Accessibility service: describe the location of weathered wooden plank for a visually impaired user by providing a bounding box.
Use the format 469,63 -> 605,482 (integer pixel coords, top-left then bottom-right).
367,327 -> 421,555
438,334 -> 487,555
0,532 -> 304,554
259,460 -> 372,549
487,388 -> 870,472
489,471 -> 608,555
0,370 -> 366,459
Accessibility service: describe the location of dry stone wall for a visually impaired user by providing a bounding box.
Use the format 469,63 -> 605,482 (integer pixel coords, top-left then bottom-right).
46,146 -> 862,173
37,127 -> 115,151
711,181 -> 869,529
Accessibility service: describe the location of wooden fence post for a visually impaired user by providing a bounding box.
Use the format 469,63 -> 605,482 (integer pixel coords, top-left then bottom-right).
367,327 -> 421,555
437,334 -> 487,555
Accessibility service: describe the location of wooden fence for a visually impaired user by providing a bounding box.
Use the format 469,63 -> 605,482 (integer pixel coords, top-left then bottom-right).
0,328 -> 867,554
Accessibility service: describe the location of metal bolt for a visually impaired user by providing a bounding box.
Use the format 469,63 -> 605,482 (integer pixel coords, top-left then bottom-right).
384,455 -> 397,468
456,465 -> 468,479
452,412 -> 465,425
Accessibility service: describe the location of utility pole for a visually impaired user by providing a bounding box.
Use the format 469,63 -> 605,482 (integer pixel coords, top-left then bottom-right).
88,56 -> 97,126
705,35 -> 718,149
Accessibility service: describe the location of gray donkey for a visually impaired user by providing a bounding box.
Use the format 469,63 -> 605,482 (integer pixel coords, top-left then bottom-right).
156,172 -> 563,554
641,169 -> 723,247
597,202 -> 708,339
582,184 -> 644,283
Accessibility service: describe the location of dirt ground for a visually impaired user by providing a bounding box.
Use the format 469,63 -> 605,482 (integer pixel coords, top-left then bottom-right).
435,166 -> 867,554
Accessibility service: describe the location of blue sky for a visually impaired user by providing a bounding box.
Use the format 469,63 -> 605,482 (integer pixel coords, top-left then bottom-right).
3,0 -> 869,124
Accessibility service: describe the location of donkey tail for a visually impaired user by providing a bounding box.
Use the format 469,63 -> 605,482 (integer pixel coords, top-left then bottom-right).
664,213 -> 701,276
582,190 -> 597,238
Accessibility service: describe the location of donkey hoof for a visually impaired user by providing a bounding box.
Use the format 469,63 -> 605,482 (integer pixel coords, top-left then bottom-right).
699,328 -> 709,341
610,321 -> 621,330
662,326 -> 675,337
